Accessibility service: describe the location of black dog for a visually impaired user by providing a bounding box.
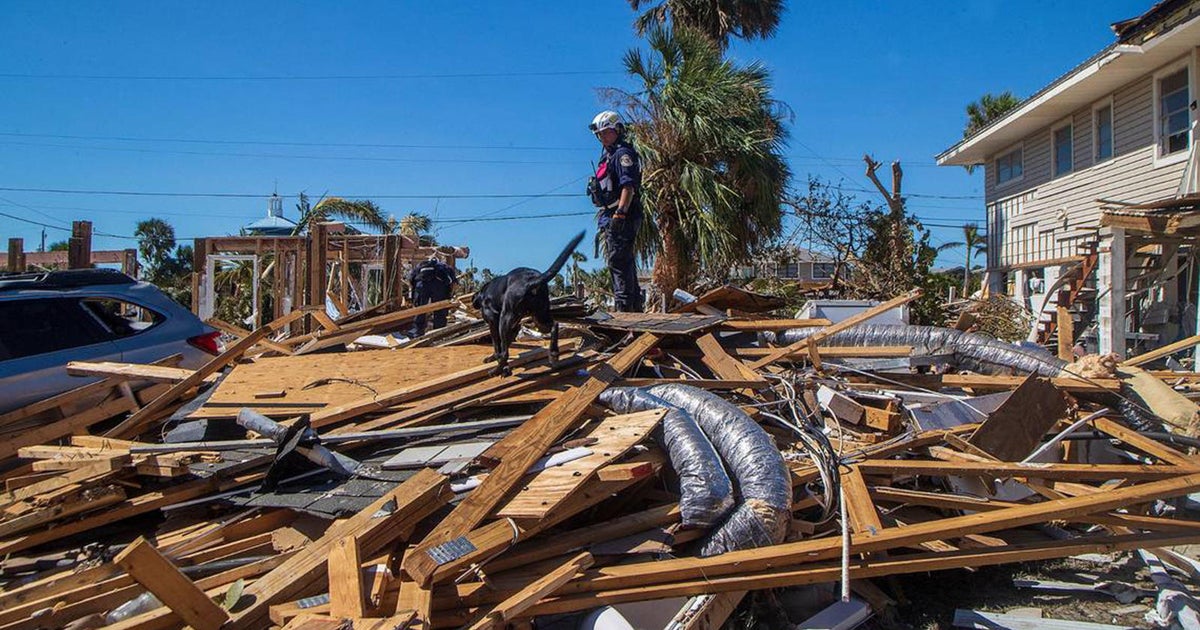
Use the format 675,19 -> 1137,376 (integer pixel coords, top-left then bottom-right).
473,231 -> 585,376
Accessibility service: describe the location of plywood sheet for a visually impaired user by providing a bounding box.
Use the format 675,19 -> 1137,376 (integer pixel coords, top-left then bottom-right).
495,408 -> 664,519
190,345 -> 506,419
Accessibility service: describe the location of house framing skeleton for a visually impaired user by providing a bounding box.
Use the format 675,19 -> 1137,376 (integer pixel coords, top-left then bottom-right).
192,221 -> 468,330
938,0 -> 1200,366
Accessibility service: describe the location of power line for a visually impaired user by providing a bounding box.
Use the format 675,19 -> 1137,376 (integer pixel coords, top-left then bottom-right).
0,131 -> 591,152
0,186 -> 581,200
0,140 -> 573,166
0,70 -> 622,81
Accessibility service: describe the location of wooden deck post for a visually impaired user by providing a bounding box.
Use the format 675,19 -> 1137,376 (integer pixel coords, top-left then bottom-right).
67,220 -> 92,269
6,237 -> 24,272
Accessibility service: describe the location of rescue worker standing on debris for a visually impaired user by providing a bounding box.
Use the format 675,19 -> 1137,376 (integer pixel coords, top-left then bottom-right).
588,110 -> 644,312
408,255 -> 457,336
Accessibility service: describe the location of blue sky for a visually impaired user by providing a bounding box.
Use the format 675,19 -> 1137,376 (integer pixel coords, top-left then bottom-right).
0,1 -> 1151,273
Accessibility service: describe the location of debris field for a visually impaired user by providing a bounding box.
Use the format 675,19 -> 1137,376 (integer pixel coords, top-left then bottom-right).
4,285 -> 1200,630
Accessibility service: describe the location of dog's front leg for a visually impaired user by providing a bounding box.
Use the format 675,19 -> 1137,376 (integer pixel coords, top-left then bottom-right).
549,322 -> 560,367
483,313 -> 502,364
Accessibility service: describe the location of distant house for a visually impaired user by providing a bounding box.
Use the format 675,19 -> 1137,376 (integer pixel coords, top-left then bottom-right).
937,0 -> 1200,359
735,246 -> 839,283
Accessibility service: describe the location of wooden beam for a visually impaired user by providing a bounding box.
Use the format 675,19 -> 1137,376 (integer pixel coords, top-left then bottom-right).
1124,333 -> 1200,367
504,472 -> 1200,595
748,290 -> 922,370
328,537 -> 368,618
1057,306 -> 1074,361
855,459 -> 1197,481
477,532 -> 1200,619
225,468 -> 451,629
694,333 -> 765,386
66,361 -> 197,384
113,536 -> 229,630
402,333 -> 660,586
719,318 -> 830,331
466,552 -> 593,629
105,308 -> 308,439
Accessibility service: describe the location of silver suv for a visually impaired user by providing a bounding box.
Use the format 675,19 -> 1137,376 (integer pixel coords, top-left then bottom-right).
0,269 -> 220,414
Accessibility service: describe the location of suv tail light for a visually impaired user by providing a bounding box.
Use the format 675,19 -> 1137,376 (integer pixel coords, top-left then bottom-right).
187,331 -> 222,356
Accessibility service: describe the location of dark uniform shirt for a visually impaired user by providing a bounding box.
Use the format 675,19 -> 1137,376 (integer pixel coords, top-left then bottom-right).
594,140 -> 642,230
409,260 -> 456,292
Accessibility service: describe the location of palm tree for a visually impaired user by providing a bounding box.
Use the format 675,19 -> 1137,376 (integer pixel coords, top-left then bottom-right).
629,0 -> 784,48
963,91 -> 1021,138
613,25 -> 790,299
938,223 -> 987,297
291,193 -> 389,235
962,92 -> 1021,175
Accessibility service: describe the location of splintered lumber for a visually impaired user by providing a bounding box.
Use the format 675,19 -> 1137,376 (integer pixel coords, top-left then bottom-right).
476,472 -> 1200,597
1088,415 -> 1195,466
106,308 -> 309,439
0,354 -> 181,431
426,451 -> 667,585
206,317 -> 297,356
225,468 -> 451,629
293,299 -> 456,355
486,503 -> 680,575
1124,332 -> 1200,367
967,376 -> 1069,461
748,290 -> 922,370
402,333 -> 660,587
846,372 -> 1120,393
453,532 -> 1200,619
719,319 -> 831,331
328,536 -> 368,618
0,484 -> 125,539
694,333 -> 765,386
495,409 -> 665,518
466,552 -> 593,630
113,536 -> 229,630
0,396 -> 137,461
65,360 -> 198,384
854,459 -> 1197,481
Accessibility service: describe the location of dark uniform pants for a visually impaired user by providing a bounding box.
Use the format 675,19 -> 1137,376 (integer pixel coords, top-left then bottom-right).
411,281 -> 451,336
605,213 -> 642,312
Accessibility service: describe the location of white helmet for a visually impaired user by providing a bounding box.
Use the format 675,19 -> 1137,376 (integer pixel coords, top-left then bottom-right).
589,110 -> 623,134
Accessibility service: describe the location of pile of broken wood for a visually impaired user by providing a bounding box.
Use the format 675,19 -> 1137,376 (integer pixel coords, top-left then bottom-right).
4,286 -> 1200,630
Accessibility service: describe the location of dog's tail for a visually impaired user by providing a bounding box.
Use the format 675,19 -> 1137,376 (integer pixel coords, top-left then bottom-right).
538,230 -> 586,285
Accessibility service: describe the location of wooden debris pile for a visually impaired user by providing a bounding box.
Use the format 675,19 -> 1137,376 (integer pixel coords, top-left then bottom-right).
3,286 -> 1200,629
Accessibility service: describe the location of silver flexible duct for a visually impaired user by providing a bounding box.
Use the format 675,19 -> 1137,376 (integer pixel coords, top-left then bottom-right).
765,324 -> 1067,376
598,388 -> 734,528
643,384 -> 792,555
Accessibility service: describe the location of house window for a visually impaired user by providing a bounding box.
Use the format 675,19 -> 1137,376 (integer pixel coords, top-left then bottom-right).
1053,123 -> 1073,177
780,262 -> 800,279
812,263 -> 835,280
1094,103 -> 1113,162
996,147 -> 1023,185
1158,66 -> 1191,157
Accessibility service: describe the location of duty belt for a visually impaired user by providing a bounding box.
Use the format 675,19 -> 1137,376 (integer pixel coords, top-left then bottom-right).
599,201 -> 621,210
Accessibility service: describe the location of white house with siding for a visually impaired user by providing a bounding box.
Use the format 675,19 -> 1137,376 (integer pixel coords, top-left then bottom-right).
937,0 -> 1200,360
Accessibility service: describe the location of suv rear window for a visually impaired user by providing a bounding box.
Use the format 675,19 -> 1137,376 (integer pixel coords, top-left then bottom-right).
81,298 -> 164,338
0,298 -> 110,360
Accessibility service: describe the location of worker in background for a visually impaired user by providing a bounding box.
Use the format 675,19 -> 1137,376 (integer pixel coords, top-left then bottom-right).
587,110 -> 644,312
408,255 -> 457,336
